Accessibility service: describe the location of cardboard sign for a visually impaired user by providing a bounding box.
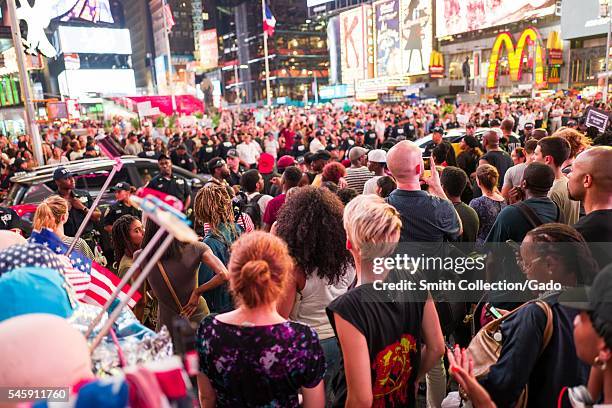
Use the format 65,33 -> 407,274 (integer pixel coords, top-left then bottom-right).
585,108 -> 610,133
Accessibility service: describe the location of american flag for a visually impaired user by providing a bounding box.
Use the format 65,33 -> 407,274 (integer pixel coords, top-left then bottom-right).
29,229 -> 141,308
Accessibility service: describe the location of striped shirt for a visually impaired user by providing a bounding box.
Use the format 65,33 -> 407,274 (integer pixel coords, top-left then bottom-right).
345,166 -> 374,194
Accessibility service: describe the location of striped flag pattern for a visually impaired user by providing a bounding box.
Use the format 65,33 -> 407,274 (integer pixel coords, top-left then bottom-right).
29,229 -> 141,308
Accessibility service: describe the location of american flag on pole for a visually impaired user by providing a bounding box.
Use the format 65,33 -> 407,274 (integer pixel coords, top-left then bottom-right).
263,3 -> 276,37
163,1 -> 176,33
29,229 -> 141,308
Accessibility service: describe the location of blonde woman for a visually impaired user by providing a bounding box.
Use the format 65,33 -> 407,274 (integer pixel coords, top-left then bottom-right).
325,194 -> 445,407
32,195 -> 95,260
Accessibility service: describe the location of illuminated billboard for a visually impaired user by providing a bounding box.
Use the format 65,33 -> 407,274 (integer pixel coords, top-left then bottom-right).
436,0 -> 556,38
340,5 -> 373,85
400,0 -> 432,75
57,26 -> 132,55
199,30 -> 219,70
58,69 -> 136,97
374,0 -> 402,78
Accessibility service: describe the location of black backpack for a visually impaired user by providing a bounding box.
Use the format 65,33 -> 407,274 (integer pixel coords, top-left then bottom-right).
233,192 -> 264,228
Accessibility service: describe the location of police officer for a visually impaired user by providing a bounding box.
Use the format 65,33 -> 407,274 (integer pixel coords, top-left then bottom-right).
54,166 -> 101,238
197,137 -> 218,174
138,141 -> 161,160
364,122 -> 378,148
103,182 -> 142,234
170,144 -> 197,174
148,155 -> 192,208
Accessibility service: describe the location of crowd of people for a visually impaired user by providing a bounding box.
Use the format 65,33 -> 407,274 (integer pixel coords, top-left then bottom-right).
0,95 -> 611,407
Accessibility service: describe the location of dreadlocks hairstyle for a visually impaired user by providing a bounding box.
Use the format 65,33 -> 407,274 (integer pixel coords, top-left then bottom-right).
111,215 -> 140,261
194,183 -> 237,239
525,223 -> 599,285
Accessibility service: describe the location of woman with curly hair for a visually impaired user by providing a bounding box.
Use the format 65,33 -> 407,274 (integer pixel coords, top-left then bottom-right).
194,183 -> 242,313
274,186 -> 355,401
321,161 -> 346,185
552,127 -> 592,174
111,215 -> 144,279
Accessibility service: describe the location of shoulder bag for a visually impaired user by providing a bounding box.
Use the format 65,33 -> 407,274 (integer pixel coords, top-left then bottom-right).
466,300 -> 554,408
157,261 -> 209,326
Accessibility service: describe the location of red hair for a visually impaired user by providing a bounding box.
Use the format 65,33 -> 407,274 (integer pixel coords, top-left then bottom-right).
321,162 -> 346,184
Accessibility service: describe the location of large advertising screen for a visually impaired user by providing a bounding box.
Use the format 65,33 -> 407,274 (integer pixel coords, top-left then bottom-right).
436,0 -> 556,38
199,29 -> 219,70
400,0 -> 432,75
57,26 -> 132,55
374,0 -> 402,78
340,5 -> 368,85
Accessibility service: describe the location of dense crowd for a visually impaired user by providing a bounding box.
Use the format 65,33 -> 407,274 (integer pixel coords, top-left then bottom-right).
0,95 -> 611,407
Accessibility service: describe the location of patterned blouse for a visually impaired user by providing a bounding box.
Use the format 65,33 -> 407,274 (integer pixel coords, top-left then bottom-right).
197,315 -> 326,408
470,196 -> 507,249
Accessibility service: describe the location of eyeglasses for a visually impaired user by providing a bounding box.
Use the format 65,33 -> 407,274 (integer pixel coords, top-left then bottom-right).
516,255 -> 543,272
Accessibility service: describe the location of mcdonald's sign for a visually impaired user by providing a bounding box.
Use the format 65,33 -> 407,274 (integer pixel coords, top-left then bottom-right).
429,51 -> 444,79
546,30 -> 563,65
486,27 -> 546,89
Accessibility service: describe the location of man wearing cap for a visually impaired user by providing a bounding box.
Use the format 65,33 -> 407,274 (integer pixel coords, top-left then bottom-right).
148,155 -> 192,208
0,206 -> 22,233
521,122 -> 535,145
124,132 -> 143,156
226,149 -> 246,187
170,144 -> 197,174
54,166 -> 101,237
309,130 -> 327,154
465,123 -> 477,138
306,150 -> 331,186
103,182 -> 141,234
236,133 -> 262,169
345,146 -> 374,194
196,137 -> 218,174
138,141 -> 161,160
216,133 -> 236,159
480,130 -> 514,189
362,149 -> 387,195
338,129 -> 356,161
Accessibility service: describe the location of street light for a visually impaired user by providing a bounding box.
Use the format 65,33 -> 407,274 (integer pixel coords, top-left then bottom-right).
600,0 -> 611,102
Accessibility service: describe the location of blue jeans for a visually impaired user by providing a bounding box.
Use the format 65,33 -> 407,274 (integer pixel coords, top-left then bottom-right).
320,336 -> 340,406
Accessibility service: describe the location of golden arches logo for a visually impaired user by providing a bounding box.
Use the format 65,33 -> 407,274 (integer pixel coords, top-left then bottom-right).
429,51 -> 444,67
486,27 -> 546,88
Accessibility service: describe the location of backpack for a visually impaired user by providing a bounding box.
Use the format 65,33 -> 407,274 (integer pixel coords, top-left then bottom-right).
232,192 -> 264,228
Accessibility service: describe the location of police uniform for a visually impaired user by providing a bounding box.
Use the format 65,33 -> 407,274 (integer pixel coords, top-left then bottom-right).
103,202 -> 142,228
364,130 -> 378,148
148,174 -> 192,204
0,207 -> 21,230
170,150 -> 196,173
64,190 -> 94,237
197,142 -> 217,173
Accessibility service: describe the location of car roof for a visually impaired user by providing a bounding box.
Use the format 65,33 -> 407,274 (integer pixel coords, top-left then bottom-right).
10,156 -> 206,185
415,127 -> 489,146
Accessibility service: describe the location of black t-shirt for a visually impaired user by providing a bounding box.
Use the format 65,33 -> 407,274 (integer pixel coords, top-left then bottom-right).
457,150 -> 479,177
103,202 -> 142,228
197,144 -> 217,173
574,209 -> 612,269
138,150 -> 161,160
291,140 -> 307,158
148,174 -> 192,204
0,207 -> 21,230
171,152 -> 196,172
364,130 -> 378,147
217,141 -> 235,159
326,270 -> 426,408
454,202 -> 479,252
481,150 -> 513,188
64,190 -> 94,237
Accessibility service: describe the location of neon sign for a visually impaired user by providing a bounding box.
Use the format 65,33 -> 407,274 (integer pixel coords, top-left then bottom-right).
486,27 -> 546,89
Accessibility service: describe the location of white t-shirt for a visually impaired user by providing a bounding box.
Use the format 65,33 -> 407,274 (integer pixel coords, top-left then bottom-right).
264,139 -> 279,158
309,138 -> 325,153
362,176 -> 382,195
236,141 -> 262,165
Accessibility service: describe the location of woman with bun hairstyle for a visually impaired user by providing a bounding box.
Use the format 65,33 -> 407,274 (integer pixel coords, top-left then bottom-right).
469,164 -> 506,251
197,231 -> 325,408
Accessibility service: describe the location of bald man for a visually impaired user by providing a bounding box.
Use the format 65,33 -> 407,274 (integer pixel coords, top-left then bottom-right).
386,141 -> 461,252
480,130 -> 513,189
569,146 -> 612,269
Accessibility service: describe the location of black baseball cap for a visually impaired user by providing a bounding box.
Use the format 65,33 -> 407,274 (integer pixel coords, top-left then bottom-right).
207,157 -> 226,172
432,127 -> 444,134
110,181 -> 132,192
53,166 -> 74,181
226,149 -> 239,158
560,264 -> 612,325
158,154 -> 170,161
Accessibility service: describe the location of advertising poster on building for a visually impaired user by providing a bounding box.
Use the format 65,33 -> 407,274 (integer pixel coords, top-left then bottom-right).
374,0 -> 402,78
436,0 -> 556,38
400,0 -> 432,75
340,6 -> 367,85
199,29 -> 219,70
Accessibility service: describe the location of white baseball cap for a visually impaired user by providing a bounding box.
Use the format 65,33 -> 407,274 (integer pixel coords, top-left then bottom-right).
367,149 -> 387,163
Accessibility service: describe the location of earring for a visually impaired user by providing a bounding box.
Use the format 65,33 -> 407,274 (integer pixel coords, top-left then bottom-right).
594,356 -> 607,371
549,269 -> 553,276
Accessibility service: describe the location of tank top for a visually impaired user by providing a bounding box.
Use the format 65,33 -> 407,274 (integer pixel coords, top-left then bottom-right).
290,266 -> 356,340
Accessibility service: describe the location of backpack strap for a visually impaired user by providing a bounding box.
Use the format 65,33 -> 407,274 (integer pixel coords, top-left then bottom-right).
251,193 -> 264,205
534,300 -> 554,354
513,201 -> 544,229
157,261 -> 184,313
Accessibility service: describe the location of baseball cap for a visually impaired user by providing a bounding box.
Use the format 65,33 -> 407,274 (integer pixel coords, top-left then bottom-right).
524,123 -> 535,129
348,146 -> 368,162
227,149 -> 239,158
311,149 -> 332,162
177,144 -> 187,151
53,166 -> 74,181
110,181 -> 132,192
207,157 -> 226,172
367,149 -> 387,163
258,153 -> 275,174
326,143 -> 339,152
0,267 -> 75,322
355,129 -> 365,135
277,155 -> 296,170
432,126 -> 445,134
560,264 -> 612,325
158,154 -> 170,161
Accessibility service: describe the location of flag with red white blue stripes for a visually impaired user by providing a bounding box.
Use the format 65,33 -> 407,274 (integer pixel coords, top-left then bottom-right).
263,3 -> 276,37
29,229 -> 141,308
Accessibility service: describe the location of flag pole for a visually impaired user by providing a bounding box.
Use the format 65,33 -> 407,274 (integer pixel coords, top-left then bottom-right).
262,0 -> 272,108
162,0 -> 177,113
